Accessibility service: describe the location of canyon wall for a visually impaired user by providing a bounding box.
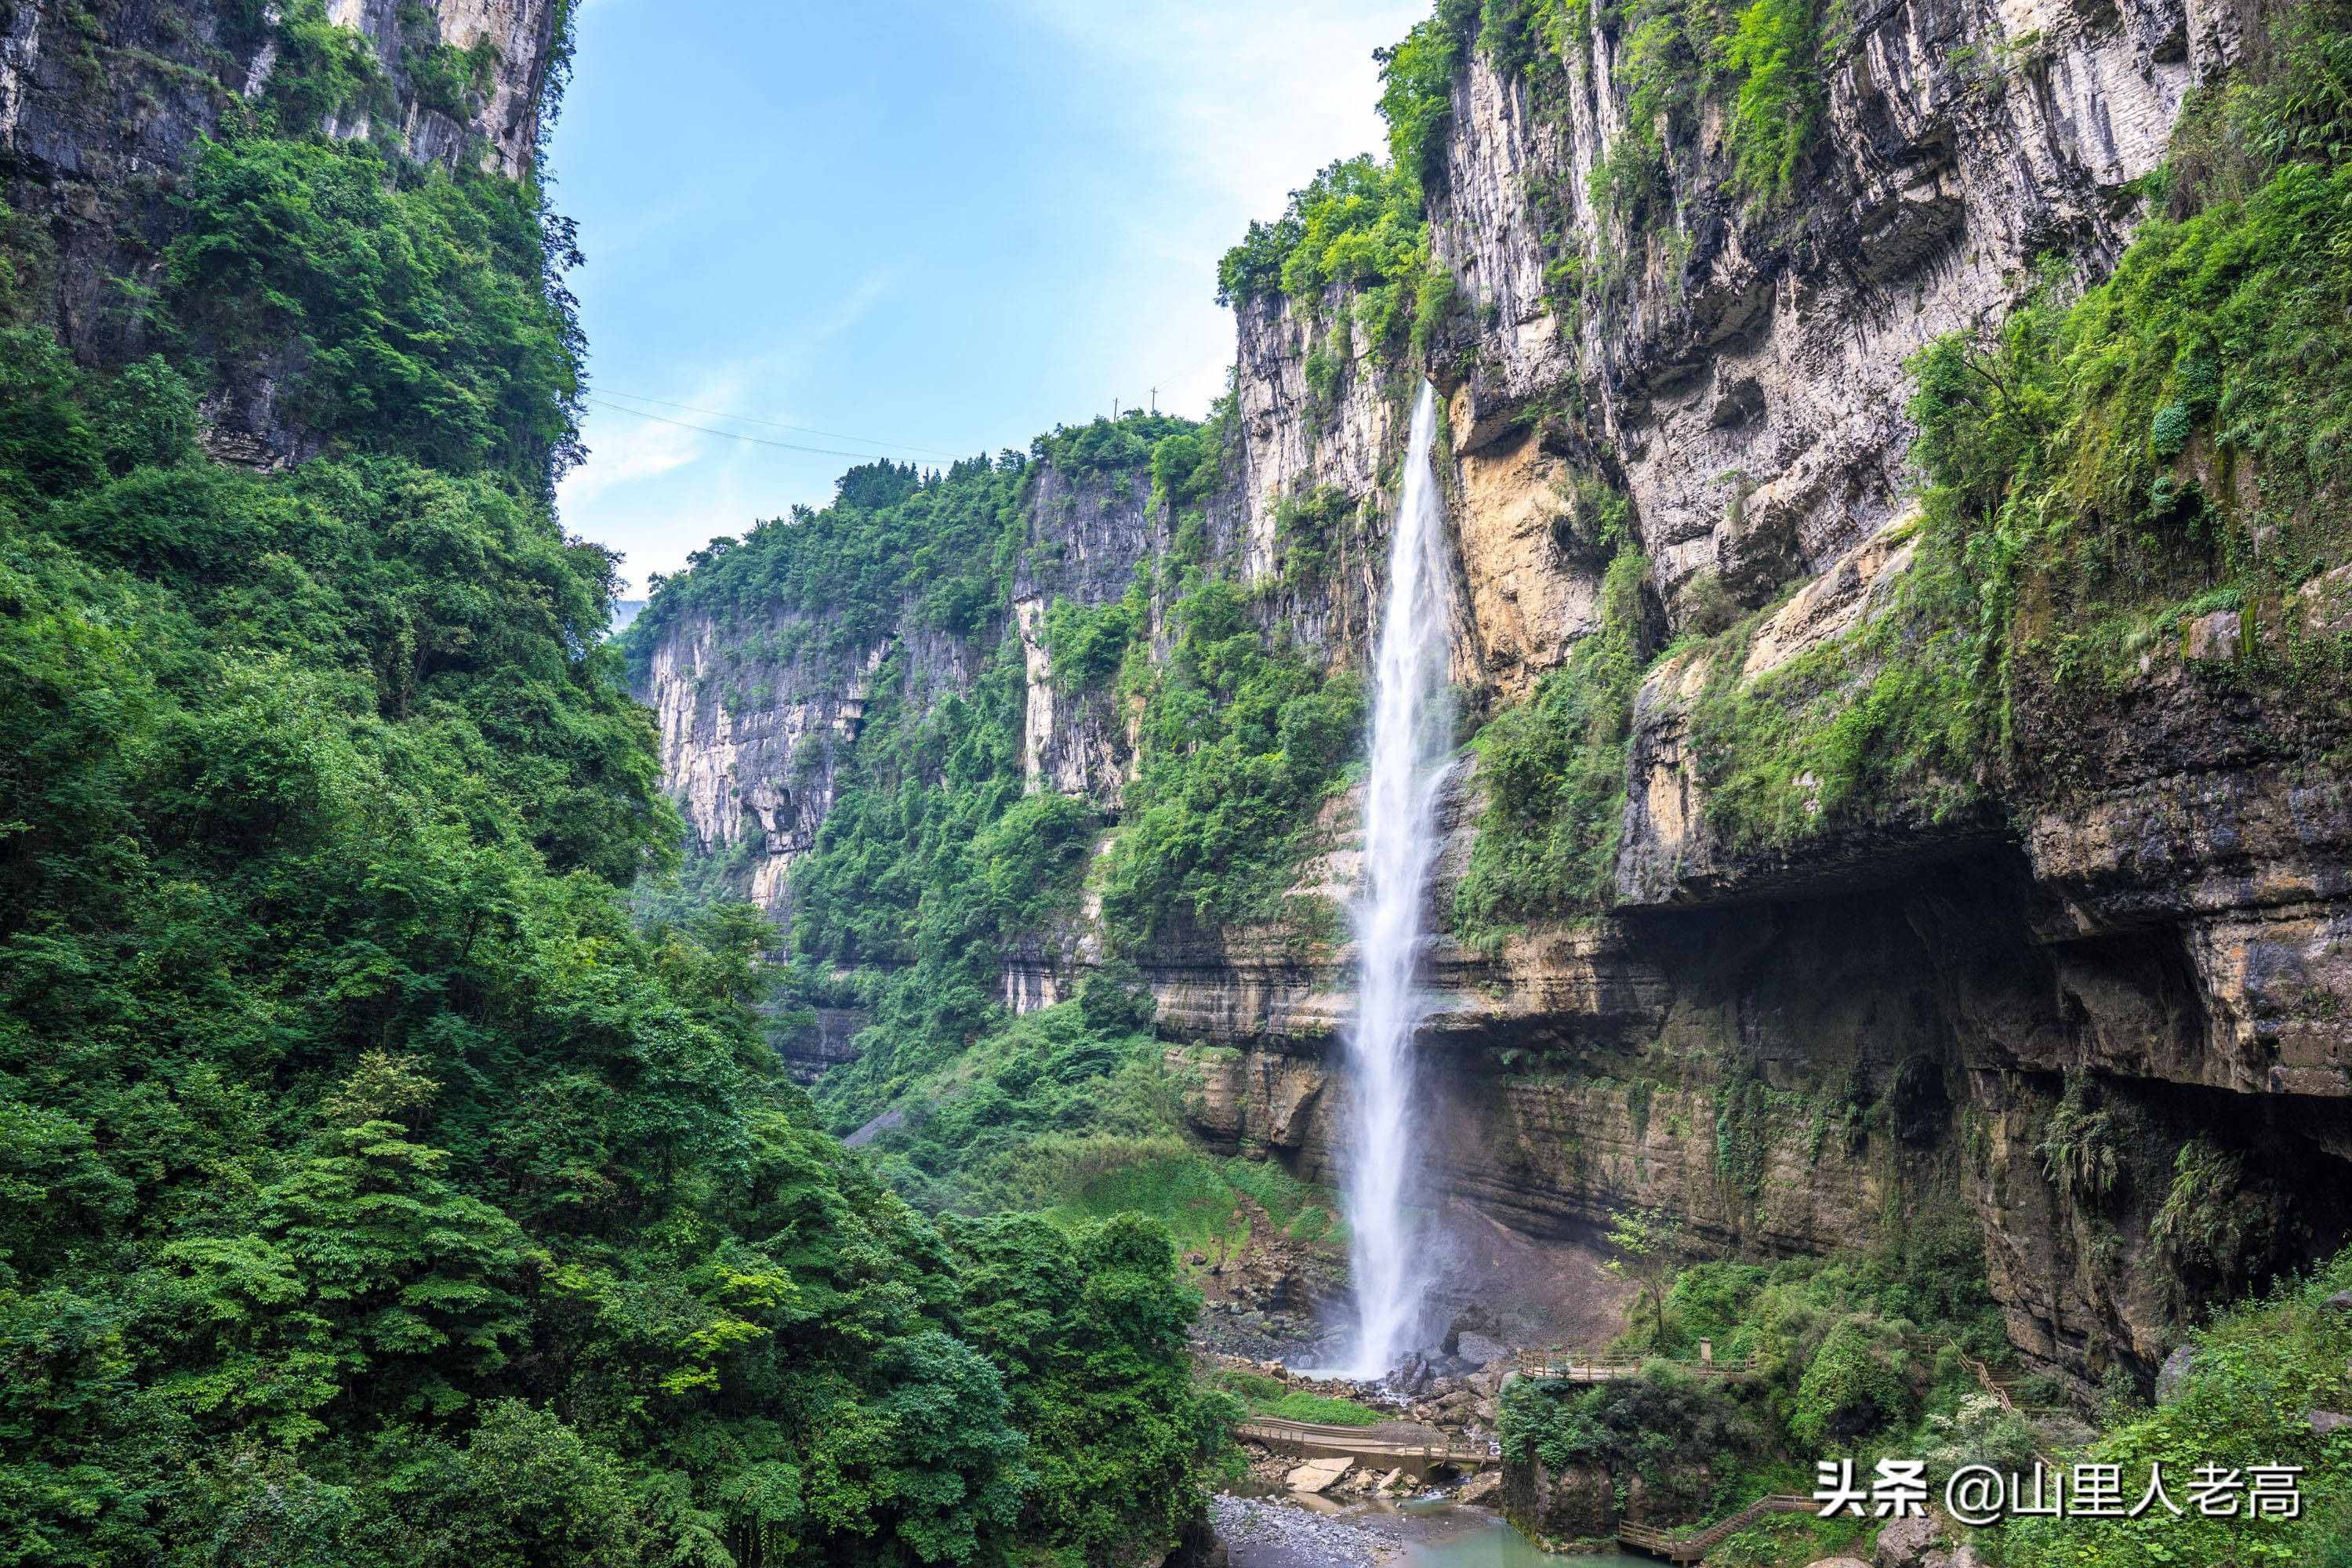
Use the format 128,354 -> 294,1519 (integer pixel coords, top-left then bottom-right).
2,0 -> 560,459
634,0 -> 2352,1400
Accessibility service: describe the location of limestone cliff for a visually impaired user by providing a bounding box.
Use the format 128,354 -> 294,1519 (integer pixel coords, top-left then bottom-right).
1,0 -> 562,459
633,0 -> 2352,1404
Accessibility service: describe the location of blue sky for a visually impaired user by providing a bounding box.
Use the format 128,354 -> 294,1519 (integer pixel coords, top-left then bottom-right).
549,0 -> 1423,594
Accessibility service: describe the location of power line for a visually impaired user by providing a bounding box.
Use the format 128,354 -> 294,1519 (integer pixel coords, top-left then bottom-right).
593,390 -> 967,458
583,397 -> 949,463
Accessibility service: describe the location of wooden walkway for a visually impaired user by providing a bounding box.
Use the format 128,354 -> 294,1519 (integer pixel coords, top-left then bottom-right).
1232,1416 -> 1497,1479
1616,1495 -> 1816,1563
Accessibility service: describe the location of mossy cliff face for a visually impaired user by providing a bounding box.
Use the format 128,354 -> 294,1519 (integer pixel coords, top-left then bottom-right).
1434,0 -> 2208,616
634,0 -> 2352,1403
2,0 -> 564,463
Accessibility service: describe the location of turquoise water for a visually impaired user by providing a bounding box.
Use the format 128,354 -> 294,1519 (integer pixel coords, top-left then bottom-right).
1398,1514 -> 1651,1568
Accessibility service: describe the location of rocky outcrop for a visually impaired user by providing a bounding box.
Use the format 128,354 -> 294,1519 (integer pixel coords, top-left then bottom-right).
645,612 -> 896,916
637,453 -> 1173,937
1011,459 -> 1168,804
322,0 -> 559,177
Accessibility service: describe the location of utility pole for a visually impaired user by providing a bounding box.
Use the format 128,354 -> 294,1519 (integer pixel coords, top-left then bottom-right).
1150,386 -> 1157,414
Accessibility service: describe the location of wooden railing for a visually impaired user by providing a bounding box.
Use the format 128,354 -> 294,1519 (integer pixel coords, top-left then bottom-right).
1514,1352 -> 1754,1384
1616,1495 -> 1815,1563
1953,1343 -> 2015,1410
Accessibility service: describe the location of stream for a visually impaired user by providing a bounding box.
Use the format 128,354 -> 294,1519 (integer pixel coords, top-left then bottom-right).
1212,1493 -> 1654,1568
1399,1513 -> 1649,1568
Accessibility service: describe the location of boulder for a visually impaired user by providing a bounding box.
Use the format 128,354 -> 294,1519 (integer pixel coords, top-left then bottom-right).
1286,1457 -> 1352,1494
1502,1457 -> 1615,1540
1457,1331 -> 1511,1368
2155,1345 -> 2197,1404
1456,1469 -> 1502,1505
1876,1515 -> 1945,1568
2309,1410 -> 2352,1436
1443,1305 -> 1499,1356
2182,608 -> 2241,662
1806,1560 -> 1874,1568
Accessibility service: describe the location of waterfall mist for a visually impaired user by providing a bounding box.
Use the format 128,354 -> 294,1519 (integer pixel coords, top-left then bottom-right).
1338,379 -> 1454,1381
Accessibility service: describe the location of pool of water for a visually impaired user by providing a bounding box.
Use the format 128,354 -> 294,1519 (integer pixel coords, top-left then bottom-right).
1397,1513 -> 1650,1568
1214,1489 -> 1661,1568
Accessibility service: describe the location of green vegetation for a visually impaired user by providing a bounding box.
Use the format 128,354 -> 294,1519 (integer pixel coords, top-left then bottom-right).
1055,1146 -> 1341,1259
1998,1248 -> 2352,1567
1502,1222 -> 2013,1547
1451,542 -> 1644,939
1457,0 -> 2352,884
166,133 -> 583,490
1217,16 -> 1468,365
399,2 -> 501,121
625,453 -> 1025,671
1711,0 -> 1821,205
1905,103 -> 2352,739
1375,18 -> 1464,197
1676,528 -> 1986,852
0,10 -> 1229,1563
843,1002 -> 1180,1216
787,632 -> 1098,1120
1041,572 -> 1147,688
1100,575 -> 1364,941
1209,1369 -> 1385,1427
1605,1204 -> 1686,1339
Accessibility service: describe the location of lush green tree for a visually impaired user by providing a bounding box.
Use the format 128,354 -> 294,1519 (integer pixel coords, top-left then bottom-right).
0,9 -> 1224,1562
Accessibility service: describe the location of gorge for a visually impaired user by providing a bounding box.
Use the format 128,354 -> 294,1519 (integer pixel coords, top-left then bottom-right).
624,0 -> 2352,1557
5,0 -> 2352,1563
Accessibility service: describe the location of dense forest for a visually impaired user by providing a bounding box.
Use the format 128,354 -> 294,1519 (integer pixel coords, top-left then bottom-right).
0,5 -> 1225,1565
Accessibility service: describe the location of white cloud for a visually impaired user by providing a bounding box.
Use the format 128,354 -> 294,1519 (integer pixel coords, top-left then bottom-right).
1017,0 -> 1423,214
557,401 -> 702,512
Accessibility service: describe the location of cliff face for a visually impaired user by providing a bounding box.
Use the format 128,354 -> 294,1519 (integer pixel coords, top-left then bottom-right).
2,0 -> 559,456
634,0 -> 2351,1400
1435,0 -> 2207,617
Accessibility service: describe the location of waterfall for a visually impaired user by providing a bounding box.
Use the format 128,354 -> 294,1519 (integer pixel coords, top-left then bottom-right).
1340,379 -> 1454,1381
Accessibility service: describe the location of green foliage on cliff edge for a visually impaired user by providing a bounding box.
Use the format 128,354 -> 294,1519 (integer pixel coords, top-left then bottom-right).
166,133 -> 586,489
1996,1246 -> 2352,1567
0,17 -> 1227,1566
1900,0 -> 2352,774
1534,0 -> 2352,863
1502,1227 -> 2012,1548
1100,574 -> 1365,942
623,452 -> 1029,674
1451,539 -> 1645,938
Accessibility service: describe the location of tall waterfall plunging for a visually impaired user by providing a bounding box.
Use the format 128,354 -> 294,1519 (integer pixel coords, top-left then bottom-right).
1339,380 -> 1455,1381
